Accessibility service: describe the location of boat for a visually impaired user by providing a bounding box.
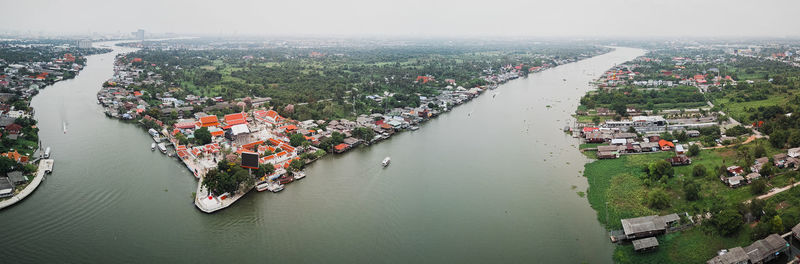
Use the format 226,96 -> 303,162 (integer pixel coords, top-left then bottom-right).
382,157 -> 391,167
157,143 -> 167,154
43,147 -> 51,159
409,126 -> 419,131
151,143 -> 156,151
293,171 -> 306,180
63,121 -> 67,134
256,181 -> 270,192
269,182 -> 284,193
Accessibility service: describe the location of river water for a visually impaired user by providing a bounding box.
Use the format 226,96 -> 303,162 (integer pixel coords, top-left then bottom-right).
0,43 -> 644,263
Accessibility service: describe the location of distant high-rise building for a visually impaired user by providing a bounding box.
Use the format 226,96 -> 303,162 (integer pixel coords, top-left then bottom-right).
132,29 -> 145,40
77,39 -> 92,49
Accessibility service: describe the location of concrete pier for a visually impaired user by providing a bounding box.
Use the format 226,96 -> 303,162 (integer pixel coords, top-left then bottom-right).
0,159 -> 54,210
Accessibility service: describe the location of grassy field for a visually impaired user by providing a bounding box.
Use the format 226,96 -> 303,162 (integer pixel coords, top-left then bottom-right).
714,93 -> 796,123
582,144 -> 794,263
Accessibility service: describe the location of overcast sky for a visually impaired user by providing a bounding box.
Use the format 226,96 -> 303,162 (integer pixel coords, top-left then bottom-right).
2,0 -> 799,38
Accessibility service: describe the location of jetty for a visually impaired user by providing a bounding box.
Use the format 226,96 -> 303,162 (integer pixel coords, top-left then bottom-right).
0,159 -> 54,210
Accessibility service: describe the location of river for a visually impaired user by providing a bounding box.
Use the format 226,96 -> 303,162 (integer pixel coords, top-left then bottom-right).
0,42 -> 644,263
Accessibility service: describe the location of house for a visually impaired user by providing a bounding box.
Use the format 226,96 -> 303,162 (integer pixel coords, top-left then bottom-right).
687,130 -> 701,137
0,176 -> 13,198
788,147 -> 800,158
610,138 -> 627,146
727,166 -> 744,176
742,234 -> 788,263
666,156 -> 691,166
774,153 -> 789,168
198,115 -> 220,127
675,145 -> 685,155
632,237 -> 659,252
333,143 -> 349,153
658,140 -> 674,151
640,142 -> 660,152
597,151 -> 619,159
707,246 -> 749,264
7,171 -> 25,185
752,157 -> 769,173
5,123 -> 22,134
620,214 -> 679,239
745,173 -> 761,183
724,176 -> 745,188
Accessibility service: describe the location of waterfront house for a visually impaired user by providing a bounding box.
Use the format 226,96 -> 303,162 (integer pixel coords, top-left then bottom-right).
597,151 -> 619,159
0,176 -> 13,198
632,237 -> 659,252
333,143 -> 349,153
5,123 -> 22,135
7,171 -> 25,185
620,214 -> 679,240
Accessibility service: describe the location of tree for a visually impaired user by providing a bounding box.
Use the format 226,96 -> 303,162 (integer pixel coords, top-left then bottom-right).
789,130 -> 800,148
175,133 -> 189,145
194,127 -> 212,145
688,144 -> 700,157
0,157 -> 17,173
770,215 -> 783,234
676,130 -> 688,142
712,208 -> 742,236
749,198 -> 766,220
256,163 -> 275,177
770,130 -> 788,148
693,164 -> 707,177
751,179 -> 767,195
646,160 -> 674,181
289,159 -> 304,172
753,145 -> 766,158
611,101 -> 627,117
684,181 -> 701,201
646,189 -> 671,209
289,133 -> 306,147
760,162 -> 775,178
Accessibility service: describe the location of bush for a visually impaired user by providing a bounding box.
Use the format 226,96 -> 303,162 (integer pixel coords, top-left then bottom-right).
751,179 -> 767,195
693,164 -> 707,177
688,144 -> 700,157
646,188 -> 671,209
712,208 -> 742,236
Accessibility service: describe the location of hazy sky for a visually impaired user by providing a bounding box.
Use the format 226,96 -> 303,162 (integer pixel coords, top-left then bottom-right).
2,0 -> 799,37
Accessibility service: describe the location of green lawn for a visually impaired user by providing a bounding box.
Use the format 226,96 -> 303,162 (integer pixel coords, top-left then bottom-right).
584,147 -> 773,263
713,93 -> 796,123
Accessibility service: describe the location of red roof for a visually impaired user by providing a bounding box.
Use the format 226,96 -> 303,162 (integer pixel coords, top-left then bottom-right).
334,143 -> 348,151
224,112 -> 247,125
658,140 -> 675,148
199,115 -> 220,127
582,127 -> 599,132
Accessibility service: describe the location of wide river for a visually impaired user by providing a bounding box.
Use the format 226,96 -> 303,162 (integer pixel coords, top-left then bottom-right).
0,43 -> 643,263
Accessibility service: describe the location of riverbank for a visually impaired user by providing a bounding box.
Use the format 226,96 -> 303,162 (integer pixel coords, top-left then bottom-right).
97,44 -> 613,213
0,43 -> 108,209
575,51 -> 800,262
0,159 -> 53,210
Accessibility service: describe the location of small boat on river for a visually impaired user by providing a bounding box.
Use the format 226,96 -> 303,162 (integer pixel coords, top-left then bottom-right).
382,157 -> 391,167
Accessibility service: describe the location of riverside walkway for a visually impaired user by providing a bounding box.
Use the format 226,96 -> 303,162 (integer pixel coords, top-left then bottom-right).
0,159 -> 54,210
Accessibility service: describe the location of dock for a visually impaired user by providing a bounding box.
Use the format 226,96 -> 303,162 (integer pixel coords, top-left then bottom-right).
0,159 -> 54,210
194,179 -> 252,213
